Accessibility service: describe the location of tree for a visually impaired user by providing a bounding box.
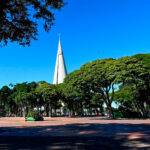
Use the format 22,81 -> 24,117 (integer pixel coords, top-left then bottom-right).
132,85 -> 150,117
114,83 -> 150,118
114,56 -> 150,118
36,82 -> 60,117
10,82 -> 27,116
64,59 -> 118,118
62,70 -> 89,117
63,70 -> 105,117
59,83 -> 81,117
113,84 -> 137,117
0,54 -> 149,118
117,56 -> 149,85
90,94 -> 104,116
0,0 -> 65,46
66,57 -> 149,119
13,91 -> 30,117
77,58 -> 118,118
8,82 -> 38,117
0,86 -> 12,116
133,53 -> 150,72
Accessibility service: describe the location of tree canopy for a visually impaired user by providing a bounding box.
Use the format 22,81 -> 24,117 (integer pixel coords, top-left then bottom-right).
133,53 -> 150,72
0,53 -> 150,119
0,0 -> 65,46
63,56 -> 149,118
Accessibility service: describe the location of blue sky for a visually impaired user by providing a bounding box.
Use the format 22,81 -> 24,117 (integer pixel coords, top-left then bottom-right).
1,0 -> 150,87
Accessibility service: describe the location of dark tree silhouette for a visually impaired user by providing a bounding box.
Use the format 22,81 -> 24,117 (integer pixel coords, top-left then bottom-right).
0,0 -> 65,46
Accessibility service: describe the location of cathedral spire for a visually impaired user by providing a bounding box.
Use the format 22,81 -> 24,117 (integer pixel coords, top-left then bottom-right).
53,35 -> 67,84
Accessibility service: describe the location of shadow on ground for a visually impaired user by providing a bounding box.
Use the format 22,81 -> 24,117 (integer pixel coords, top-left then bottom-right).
0,123 -> 150,149
0,136 -> 150,150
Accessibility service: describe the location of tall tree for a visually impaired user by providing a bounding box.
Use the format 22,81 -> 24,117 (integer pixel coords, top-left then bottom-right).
64,59 -> 118,118
0,0 -> 65,46
66,57 -> 149,119
36,82 -> 60,117
9,82 -> 38,117
63,70 -> 89,117
115,56 -> 150,117
77,59 -> 118,118
133,53 -> 150,72
0,86 -> 12,116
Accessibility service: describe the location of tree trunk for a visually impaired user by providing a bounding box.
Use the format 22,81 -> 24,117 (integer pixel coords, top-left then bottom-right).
68,102 -> 73,117
22,107 -> 26,117
100,104 -> 104,116
54,109 -> 56,116
14,106 -> 18,117
45,105 -> 49,117
95,109 -> 99,116
80,101 -> 83,116
48,103 -> 52,117
108,105 -> 114,119
68,108 -> 73,117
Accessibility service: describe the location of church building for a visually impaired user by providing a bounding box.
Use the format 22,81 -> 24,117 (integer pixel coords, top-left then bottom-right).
53,36 -> 67,84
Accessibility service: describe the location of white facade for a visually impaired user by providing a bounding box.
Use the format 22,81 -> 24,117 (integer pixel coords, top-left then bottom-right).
53,37 -> 67,84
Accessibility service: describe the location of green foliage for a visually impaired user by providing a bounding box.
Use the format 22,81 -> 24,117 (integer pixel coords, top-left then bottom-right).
0,53 -> 150,119
27,109 -> 43,121
91,94 -> 104,105
0,86 -> 12,116
115,82 -> 150,118
36,82 -> 60,105
133,53 -> 150,72
113,84 -> 134,102
113,112 -> 124,118
116,56 -> 149,85
118,101 -> 140,118
0,0 -> 65,46
63,56 -> 149,118
63,58 -> 118,118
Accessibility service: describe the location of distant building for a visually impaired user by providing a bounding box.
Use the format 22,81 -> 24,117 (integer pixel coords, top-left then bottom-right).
53,36 -> 67,84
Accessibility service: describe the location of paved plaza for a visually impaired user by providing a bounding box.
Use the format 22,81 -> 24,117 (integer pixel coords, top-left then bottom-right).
0,117 -> 150,149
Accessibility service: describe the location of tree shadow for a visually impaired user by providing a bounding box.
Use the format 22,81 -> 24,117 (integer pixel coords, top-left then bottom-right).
0,123 -> 150,149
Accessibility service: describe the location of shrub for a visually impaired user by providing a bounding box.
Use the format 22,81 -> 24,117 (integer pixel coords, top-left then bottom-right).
27,109 -> 43,121
113,112 -> 124,118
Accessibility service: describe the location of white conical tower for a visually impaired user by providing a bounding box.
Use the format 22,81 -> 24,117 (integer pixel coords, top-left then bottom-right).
53,35 -> 67,84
